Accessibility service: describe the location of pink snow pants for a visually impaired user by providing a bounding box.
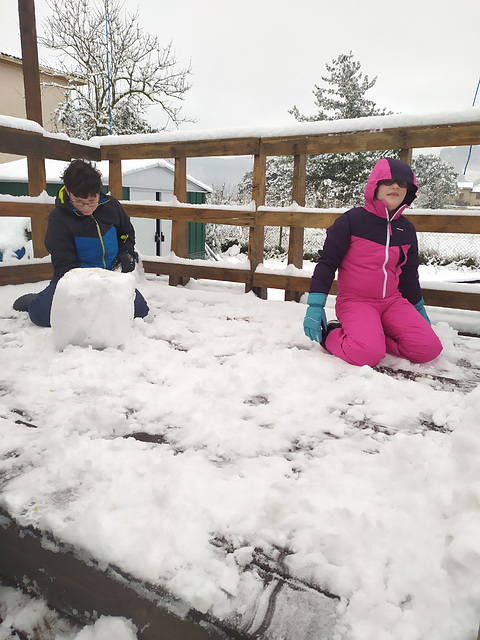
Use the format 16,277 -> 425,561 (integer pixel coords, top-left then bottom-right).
325,294 -> 443,367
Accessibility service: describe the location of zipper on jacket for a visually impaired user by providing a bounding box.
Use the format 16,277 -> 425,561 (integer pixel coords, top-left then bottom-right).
381,209 -> 392,298
91,214 -> 107,268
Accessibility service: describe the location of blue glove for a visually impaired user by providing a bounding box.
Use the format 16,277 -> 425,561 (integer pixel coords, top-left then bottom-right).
303,292 -> 328,343
414,297 -> 431,325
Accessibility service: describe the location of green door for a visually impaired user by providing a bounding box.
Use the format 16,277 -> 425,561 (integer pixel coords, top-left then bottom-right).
186,192 -> 206,259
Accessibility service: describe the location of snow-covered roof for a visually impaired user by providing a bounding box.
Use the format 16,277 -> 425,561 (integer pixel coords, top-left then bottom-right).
0,48 -> 21,59
0,158 -> 212,192
0,51 -> 85,83
121,159 -> 212,192
0,158 -> 66,183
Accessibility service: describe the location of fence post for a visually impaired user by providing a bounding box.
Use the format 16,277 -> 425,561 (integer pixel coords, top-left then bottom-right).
26,158 -> 48,257
399,148 -> 412,165
170,157 -> 189,287
285,154 -> 307,302
19,0 -> 48,257
247,153 -> 267,298
108,159 -> 123,199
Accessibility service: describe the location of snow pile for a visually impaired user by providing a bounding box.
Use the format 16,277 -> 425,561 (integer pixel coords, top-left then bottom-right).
73,617 -> 137,640
0,585 -> 137,640
50,269 -> 135,350
0,584 -> 77,639
442,401 -> 480,633
0,274 -> 480,639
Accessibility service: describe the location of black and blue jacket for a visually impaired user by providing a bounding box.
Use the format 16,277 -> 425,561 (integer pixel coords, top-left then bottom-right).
45,187 -> 136,281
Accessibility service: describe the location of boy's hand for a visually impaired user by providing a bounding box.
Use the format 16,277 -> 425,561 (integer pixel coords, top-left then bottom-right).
112,250 -> 137,273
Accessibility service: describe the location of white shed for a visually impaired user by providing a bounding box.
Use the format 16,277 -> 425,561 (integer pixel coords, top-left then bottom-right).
0,158 -> 212,258
112,159 -> 212,257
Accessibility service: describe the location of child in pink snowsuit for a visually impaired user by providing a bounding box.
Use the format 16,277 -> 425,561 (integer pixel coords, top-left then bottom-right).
303,157 -> 443,367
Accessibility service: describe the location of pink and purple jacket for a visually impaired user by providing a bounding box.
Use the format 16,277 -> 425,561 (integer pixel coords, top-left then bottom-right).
309,157 -> 423,306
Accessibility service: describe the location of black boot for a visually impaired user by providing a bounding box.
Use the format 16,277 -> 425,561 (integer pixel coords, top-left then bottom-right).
13,293 -> 38,312
320,321 -> 341,349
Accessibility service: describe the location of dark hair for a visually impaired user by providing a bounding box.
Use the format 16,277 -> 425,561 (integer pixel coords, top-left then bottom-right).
62,160 -> 103,198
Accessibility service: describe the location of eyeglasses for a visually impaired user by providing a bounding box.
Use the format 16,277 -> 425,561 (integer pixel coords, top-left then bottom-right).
378,179 -> 408,189
69,194 -> 99,208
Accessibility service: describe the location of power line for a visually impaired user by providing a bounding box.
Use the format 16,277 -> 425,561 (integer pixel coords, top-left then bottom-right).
463,75 -> 480,175
105,0 -> 113,134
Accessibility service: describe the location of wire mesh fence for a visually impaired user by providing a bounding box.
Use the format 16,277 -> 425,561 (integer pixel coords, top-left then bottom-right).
206,223 -> 480,269
417,232 -> 480,267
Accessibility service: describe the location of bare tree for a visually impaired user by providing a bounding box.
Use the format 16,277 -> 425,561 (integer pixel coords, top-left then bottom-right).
40,0 -> 193,138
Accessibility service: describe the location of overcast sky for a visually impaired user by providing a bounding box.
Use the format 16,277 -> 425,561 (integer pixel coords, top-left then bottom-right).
2,0 -> 480,134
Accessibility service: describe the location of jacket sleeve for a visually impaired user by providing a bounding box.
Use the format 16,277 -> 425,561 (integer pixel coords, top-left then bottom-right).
44,208 -> 80,279
114,199 -> 136,256
309,212 -> 352,294
398,228 -> 423,305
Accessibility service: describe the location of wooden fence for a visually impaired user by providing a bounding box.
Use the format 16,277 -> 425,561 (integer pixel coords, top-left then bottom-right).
1,114 -> 480,312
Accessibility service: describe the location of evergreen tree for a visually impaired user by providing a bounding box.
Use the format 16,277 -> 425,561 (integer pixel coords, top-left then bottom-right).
412,154 -> 459,209
238,52 -> 394,208
237,157 -> 295,206
292,51 -> 393,207
289,51 -> 390,122
41,0 -> 192,138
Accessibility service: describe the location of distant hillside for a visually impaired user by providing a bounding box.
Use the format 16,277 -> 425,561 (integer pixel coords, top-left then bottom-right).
187,150 -> 480,195
187,156 -> 253,193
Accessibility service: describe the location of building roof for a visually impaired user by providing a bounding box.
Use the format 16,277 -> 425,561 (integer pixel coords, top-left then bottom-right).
121,159 -> 212,192
0,158 -> 212,192
0,51 -> 85,85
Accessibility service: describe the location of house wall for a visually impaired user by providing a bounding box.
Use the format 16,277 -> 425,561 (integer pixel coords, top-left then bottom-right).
0,54 -> 78,163
128,187 -> 206,258
451,187 -> 480,207
124,165 -> 209,258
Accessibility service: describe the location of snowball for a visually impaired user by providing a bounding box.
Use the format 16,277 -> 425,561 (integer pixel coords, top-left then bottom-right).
51,268 -> 135,351
223,244 -> 240,257
233,546 -> 255,566
73,616 -> 138,640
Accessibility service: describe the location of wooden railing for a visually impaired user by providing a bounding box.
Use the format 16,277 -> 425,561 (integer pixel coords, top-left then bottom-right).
1,112 -> 480,312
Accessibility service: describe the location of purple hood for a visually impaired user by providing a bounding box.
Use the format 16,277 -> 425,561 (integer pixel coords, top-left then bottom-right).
364,157 -> 418,220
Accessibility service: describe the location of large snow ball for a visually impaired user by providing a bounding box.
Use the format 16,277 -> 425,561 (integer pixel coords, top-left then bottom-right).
51,268 -> 136,350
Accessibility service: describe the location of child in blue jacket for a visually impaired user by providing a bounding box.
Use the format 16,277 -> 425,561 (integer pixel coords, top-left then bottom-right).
14,159 -> 149,326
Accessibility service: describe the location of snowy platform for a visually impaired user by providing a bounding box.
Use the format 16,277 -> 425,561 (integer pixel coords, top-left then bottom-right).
1,275 -> 480,640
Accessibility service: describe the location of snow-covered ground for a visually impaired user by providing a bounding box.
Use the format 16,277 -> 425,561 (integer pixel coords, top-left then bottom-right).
0,256 -> 479,640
